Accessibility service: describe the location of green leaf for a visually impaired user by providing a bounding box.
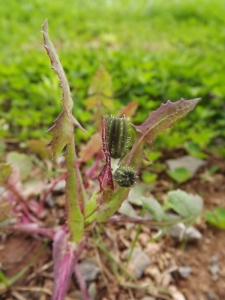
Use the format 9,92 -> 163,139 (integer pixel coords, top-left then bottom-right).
41,20 -> 73,115
96,187 -> 130,223
205,207 -> 225,229
133,98 -> 200,146
6,152 -> 33,180
42,20 -> 86,158
167,167 -> 191,183
145,151 -> 162,162
167,189 -> 203,225
184,141 -> 208,159
47,111 -> 72,158
65,145 -> 84,242
142,197 -> 167,222
42,21 -> 86,242
141,172 -> 157,183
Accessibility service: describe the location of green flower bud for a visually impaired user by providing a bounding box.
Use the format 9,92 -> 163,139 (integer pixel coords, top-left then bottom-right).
106,116 -> 130,159
113,166 -> 138,188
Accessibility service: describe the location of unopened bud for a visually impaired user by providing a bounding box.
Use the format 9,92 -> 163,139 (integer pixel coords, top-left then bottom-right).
113,166 -> 138,187
106,116 -> 130,159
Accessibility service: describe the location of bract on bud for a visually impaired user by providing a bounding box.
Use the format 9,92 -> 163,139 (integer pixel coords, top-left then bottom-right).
106,116 -> 129,159
113,166 -> 138,188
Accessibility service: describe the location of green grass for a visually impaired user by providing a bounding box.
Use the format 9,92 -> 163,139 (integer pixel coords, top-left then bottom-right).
0,0 -> 224,155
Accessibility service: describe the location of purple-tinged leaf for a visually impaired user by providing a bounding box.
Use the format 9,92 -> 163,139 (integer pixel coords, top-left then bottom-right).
42,21 -> 86,242
52,229 -> 77,300
133,98 -> 200,146
41,20 -> 86,158
1,223 -> 55,239
98,119 -> 114,192
42,20 -> 83,124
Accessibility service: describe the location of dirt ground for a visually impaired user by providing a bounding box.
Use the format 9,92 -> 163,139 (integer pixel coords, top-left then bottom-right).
0,152 -> 225,300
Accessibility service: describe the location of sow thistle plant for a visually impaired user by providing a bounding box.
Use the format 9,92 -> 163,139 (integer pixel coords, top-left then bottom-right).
0,20 -> 204,300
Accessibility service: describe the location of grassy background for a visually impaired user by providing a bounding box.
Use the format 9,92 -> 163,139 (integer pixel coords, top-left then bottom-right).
0,0 -> 225,156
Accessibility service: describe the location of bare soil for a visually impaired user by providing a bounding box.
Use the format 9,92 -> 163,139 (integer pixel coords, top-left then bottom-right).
0,153 -> 225,300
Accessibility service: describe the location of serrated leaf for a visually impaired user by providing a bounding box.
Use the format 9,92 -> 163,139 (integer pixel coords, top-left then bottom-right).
42,20 -> 72,115
133,98 -> 200,146
42,20 -> 86,134
205,207 -> 225,229
167,189 -> 203,224
142,197 -> 167,222
6,152 -> 33,180
167,167 -> 191,183
0,164 -> 12,185
47,110 -> 72,158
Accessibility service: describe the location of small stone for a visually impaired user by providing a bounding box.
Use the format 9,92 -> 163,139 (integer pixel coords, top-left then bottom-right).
205,291 -> 215,300
178,266 -> 192,279
145,243 -> 161,257
185,227 -> 202,241
166,155 -> 206,177
138,232 -> 151,247
169,286 -> 186,300
169,223 -> 186,241
45,193 -> 54,207
169,223 -> 202,242
211,255 -> 218,264
52,180 -> 66,193
209,264 -> 219,276
145,266 -> 161,283
88,282 -> 97,299
127,248 -> 151,279
78,259 -> 100,282
160,273 -> 172,287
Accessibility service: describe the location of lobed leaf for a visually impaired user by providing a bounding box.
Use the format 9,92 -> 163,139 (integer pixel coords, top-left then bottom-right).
42,20 -> 72,115
47,111 -> 73,158
42,21 -> 86,243
42,20 -> 86,158
167,189 -> 203,225
133,98 -> 200,146
142,197 -> 168,222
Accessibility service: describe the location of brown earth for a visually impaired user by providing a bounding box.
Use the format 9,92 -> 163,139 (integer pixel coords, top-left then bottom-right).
0,153 -> 224,300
